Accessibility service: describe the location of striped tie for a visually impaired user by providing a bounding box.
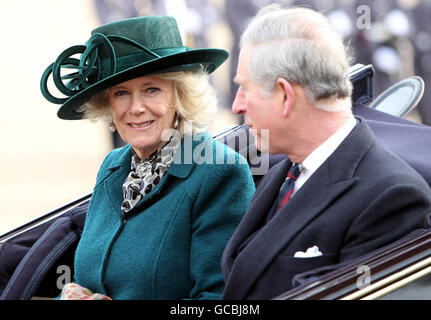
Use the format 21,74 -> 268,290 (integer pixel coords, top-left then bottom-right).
277,163 -> 301,211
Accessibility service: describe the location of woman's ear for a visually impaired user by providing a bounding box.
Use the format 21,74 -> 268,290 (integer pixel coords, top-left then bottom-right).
276,78 -> 295,117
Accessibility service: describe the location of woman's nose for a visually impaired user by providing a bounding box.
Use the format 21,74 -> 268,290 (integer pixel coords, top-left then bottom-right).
129,93 -> 146,114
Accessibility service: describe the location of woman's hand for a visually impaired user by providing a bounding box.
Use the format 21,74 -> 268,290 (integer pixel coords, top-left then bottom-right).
60,283 -> 112,300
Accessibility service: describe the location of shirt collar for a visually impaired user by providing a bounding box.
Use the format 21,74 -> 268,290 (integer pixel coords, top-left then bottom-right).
301,117 -> 357,175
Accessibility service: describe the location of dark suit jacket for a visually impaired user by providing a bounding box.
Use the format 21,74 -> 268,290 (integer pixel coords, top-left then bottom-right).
221,117 -> 431,300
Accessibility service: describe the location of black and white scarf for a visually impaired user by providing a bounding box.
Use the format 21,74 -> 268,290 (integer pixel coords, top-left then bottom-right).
121,136 -> 180,213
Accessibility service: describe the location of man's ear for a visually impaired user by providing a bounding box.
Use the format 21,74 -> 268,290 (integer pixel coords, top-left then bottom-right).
276,78 -> 295,117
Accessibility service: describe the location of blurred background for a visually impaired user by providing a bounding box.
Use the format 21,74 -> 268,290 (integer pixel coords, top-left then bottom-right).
1,0 -> 430,234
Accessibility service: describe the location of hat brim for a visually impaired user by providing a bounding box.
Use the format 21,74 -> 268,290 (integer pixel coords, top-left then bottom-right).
57,48 -> 228,120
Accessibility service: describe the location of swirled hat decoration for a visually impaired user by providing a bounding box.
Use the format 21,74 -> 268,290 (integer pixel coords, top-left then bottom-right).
40,16 -> 228,120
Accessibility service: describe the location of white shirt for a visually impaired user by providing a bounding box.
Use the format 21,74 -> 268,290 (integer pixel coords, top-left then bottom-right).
292,117 -> 357,196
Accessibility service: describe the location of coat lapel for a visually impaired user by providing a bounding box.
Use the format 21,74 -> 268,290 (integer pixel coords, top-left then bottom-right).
101,132 -> 211,217
223,117 -> 375,299
103,146 -> 132,218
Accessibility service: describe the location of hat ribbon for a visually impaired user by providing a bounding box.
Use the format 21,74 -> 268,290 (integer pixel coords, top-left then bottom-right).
40,33 -> 162,104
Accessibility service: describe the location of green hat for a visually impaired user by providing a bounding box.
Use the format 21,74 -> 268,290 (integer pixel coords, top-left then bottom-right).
40,15 -> 228,120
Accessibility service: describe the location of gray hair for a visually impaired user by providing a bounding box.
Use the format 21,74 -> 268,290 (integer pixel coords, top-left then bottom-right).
241,5 -> 353,111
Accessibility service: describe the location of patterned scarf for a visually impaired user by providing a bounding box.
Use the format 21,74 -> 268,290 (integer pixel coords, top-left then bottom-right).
121,135 -> 180,213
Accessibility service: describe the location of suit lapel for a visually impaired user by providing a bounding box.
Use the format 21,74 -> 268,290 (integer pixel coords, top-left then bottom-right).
223,159 -> 291,260
224,164 -> 357,299
223,118 -> 375,299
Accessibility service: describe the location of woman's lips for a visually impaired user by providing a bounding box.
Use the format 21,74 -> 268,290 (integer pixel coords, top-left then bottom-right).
128,120 -> 154,129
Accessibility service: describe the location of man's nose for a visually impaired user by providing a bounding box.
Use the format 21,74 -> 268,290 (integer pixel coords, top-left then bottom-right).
232,88 -> 246,115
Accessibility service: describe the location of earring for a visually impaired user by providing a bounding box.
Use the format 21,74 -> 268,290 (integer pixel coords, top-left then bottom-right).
108,122 -> 116,133
174,114 -> 179,129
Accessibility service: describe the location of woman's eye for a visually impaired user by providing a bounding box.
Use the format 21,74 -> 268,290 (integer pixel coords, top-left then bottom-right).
114,90 -> 128,97
146,87 -> 160,94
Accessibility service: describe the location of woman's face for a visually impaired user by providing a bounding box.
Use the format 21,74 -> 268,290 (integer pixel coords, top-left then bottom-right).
108,75 -> 177,159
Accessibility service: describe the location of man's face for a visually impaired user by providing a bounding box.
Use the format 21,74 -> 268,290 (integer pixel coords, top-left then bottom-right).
232,45 -> 282,154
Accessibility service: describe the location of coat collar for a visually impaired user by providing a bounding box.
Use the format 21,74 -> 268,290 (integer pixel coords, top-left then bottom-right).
103,131 -> 212,217
223,117 -> 376,299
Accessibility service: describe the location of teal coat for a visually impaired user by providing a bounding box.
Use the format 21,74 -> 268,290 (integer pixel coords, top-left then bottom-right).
73,132 -> 255,299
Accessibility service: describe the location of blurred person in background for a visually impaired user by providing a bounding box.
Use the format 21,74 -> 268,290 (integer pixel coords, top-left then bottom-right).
224,0 -> 431,124
40,15 -> 254,299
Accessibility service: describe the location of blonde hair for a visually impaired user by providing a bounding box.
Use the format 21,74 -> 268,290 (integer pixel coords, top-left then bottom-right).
80,69 -> 218,135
